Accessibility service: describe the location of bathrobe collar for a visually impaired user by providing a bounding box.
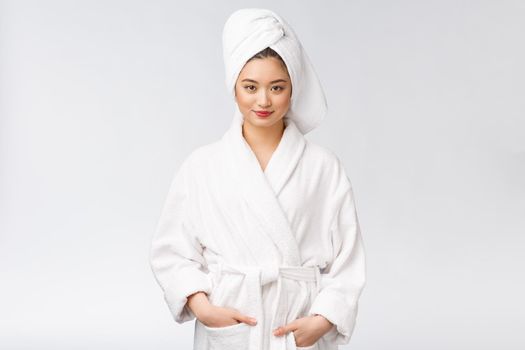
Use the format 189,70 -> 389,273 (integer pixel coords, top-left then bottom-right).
220,108 -> 305,266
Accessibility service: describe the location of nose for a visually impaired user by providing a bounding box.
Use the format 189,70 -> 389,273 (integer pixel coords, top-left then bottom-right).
257,90 -> 271,108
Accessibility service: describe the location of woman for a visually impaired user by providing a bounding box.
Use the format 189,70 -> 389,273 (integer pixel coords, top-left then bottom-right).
149,8 -> 366,350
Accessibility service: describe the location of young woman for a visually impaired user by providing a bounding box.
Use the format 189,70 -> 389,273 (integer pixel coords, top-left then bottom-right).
150,8 -> 366,350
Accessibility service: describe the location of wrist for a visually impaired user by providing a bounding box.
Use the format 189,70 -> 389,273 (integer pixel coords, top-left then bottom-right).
313,313 -> 334,331
187,291 -> 211,320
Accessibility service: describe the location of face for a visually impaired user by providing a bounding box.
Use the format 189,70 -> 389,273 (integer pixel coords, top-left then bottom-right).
234,57 -> 292,129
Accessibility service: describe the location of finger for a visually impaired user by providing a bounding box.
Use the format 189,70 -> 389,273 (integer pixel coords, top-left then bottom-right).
233,311 -> 257,326
273,321 -> 298,336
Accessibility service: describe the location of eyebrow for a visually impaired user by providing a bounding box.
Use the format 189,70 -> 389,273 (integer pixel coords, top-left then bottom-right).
241,78 -> 288,84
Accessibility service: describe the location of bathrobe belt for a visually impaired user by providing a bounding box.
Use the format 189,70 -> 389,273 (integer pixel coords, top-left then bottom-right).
208,262 -> 322,350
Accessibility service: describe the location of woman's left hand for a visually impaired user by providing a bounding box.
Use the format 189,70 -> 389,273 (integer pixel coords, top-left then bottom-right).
273,314 -> 334,347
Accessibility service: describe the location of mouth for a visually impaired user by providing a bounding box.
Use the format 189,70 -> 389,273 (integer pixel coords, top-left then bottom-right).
253,110 -> 273,117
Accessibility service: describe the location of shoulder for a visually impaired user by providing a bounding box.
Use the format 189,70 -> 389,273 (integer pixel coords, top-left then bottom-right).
304,140 -> 338,163
180,140 -> 222,170
304,140 -> 353,192
304,140 -> 347,173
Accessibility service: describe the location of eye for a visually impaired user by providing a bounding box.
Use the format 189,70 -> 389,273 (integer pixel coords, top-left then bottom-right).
243,85 -> 256,92
272,86 -> 285,91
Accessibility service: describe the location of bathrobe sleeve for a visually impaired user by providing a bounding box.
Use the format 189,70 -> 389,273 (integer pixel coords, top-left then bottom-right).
308,157 -> 366,344
149,158 -> 212,324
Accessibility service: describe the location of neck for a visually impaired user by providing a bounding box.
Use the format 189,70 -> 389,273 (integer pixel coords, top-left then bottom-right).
242,119 -> 285,151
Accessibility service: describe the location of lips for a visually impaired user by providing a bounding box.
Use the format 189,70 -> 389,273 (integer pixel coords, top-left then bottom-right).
254,110 -> 273,117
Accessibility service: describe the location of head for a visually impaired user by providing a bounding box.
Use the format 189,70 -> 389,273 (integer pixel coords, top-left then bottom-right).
234,47 -> 292,129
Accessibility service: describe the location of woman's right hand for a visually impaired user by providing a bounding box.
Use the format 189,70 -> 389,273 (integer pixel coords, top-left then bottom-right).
198,304 -> 258,328
187,291 -> 257,328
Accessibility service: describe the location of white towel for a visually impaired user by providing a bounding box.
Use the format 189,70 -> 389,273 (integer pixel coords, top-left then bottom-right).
222,8 -> 328,134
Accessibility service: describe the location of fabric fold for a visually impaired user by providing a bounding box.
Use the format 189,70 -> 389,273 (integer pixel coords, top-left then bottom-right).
150,7 -> 366,350
222,8 -> 328,134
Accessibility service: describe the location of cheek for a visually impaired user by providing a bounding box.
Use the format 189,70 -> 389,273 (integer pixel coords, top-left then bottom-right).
237,92 -> 254,108
275,95 -> 291,109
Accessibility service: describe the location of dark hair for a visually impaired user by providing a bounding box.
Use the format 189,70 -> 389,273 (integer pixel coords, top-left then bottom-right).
247,47 -> 289,75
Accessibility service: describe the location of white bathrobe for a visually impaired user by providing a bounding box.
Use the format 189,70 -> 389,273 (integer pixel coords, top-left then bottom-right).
150,7 -> 366,350
149,110 -> 366,350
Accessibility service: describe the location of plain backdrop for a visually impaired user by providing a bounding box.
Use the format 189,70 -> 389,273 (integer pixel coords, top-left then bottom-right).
1,0 -> 524,349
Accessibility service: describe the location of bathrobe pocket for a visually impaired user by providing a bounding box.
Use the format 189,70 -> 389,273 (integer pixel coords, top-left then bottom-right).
203,322 -> 250,350
204,273 -> 253,349
287,279 -> 320,350
292,333 -> 319,350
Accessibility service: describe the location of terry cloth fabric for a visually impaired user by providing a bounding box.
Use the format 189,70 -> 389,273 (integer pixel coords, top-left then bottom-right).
222,8 -> 328,135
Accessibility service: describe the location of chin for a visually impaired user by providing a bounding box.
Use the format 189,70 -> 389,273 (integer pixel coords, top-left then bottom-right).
247,116 -> 281,128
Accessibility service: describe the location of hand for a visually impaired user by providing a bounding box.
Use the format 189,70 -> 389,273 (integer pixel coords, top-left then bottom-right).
273,314 -> 334,347
198,304 -> 258,328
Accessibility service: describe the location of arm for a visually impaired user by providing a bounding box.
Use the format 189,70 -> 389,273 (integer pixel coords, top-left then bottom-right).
149,158 -> 213,324
307,158 -> 367,344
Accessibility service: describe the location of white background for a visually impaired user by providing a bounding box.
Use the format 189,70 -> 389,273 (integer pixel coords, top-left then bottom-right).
1,1 -> 524,349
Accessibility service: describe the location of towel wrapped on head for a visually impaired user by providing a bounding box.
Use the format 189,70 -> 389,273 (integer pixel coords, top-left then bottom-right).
222,8 -> 328,134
